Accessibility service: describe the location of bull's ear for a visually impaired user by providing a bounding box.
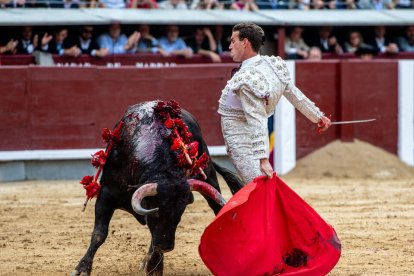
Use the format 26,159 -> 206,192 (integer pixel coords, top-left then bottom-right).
185,191 -> 195,204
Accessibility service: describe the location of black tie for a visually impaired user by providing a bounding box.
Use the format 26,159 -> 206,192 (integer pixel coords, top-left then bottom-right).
231,64 -> 241,78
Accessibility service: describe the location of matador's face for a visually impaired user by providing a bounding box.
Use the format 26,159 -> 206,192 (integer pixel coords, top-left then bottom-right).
229,31 -> 245,62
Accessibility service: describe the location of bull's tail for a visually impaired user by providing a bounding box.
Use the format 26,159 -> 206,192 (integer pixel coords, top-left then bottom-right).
213,161 -> 244,195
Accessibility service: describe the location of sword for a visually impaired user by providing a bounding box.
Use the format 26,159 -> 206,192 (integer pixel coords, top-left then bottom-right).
330,118 -> 376,125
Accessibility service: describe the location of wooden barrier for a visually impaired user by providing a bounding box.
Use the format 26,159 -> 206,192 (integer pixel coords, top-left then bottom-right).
0,64 -> 232,150
0,60 -> 399,159
295,61 -> 340,158
295,60 -> 398,158
1,52 -> 414,66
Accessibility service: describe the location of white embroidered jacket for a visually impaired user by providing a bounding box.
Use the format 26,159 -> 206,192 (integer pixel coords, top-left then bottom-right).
218,55 -> 324,159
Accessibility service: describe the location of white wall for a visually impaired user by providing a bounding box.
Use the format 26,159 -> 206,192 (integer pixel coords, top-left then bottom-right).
398,60 -> 414,167
274,61 -> 296,175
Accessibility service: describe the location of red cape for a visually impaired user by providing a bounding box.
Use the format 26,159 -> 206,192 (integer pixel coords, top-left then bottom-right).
199,175 -> 341,276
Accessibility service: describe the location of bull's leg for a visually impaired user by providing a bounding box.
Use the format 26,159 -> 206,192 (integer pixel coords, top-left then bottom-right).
212,160 -> 244,194
71,187 -> 115,276
140,242 -> 164,276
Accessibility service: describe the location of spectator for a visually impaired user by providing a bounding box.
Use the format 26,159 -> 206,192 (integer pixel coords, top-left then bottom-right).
257,0 -> 289,9
311,0 -> 336,9
311,26 -> 343,55
397,26 -> 414,52
185,27 -> 221,63
285,26 -> 309,59
296,0 -> 311,10
128,0 -> 158,8
0,39 -> 18,54
214,25 -> 230,55
368,26 -> 399,55
343,30 -> 373,54
355,46 -> 377,60
336,0 -> 357,9
158,0 -> 188,9
136,24 -> 166,55
74,26 -> 108,57
81,0 -> 99,7
158,25 -> 193,58
41,28 -> 81,57
394,0 -> 412,9
307,47 -> 323,60
98,0 -> 126,8
97,23 -> 140,54
2,0 -> 26,7
230,0 -> 259,11
50,0 -> 80,8
16,26 -> 38,55
357,0 -> 394,10
24,0 -> 50,7
190,0 -> 223,9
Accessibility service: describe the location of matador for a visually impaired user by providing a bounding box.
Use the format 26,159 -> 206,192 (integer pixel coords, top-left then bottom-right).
218,23 -> 331,184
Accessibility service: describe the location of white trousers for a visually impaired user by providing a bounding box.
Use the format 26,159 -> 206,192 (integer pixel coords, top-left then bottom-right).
221,116 -> 264,184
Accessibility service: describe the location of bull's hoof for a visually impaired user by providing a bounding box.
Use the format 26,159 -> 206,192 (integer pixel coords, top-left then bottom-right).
140,251 -> 164,276
70,270 -> 90,276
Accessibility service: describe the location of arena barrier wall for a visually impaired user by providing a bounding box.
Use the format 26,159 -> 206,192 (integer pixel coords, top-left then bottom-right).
1,59 -> 411,180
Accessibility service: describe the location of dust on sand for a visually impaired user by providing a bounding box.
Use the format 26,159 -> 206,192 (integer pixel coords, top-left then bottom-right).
0,140 -> 413,275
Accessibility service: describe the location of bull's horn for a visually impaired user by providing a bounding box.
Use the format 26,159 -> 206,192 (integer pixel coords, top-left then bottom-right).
188,179 -> 226,206
131,183 -> 159,216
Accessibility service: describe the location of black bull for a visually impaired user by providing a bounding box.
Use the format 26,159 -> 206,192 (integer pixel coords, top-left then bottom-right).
72,101 -> 243,276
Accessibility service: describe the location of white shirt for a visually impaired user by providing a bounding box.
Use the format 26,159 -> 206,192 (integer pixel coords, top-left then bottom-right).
375,37 -> 386,53
320,38 -> 329,51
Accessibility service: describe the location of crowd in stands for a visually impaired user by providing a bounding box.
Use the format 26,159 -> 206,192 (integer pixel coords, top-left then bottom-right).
0,0 -> 413,9
284,25 -> 414,60
0,24 -> 227,63
1,24 -> 414,61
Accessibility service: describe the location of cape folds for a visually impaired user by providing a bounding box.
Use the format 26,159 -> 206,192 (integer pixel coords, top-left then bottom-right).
199,175 -> 341,275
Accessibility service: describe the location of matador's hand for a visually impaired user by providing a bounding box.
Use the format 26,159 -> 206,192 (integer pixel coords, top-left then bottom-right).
260,158 -> 274,178
317,116 -> 331,134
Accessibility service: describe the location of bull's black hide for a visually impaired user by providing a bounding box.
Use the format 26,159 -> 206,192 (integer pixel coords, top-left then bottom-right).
72,101 -> 242,276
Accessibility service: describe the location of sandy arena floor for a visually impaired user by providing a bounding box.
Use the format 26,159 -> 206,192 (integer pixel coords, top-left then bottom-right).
0,140 -> 413,275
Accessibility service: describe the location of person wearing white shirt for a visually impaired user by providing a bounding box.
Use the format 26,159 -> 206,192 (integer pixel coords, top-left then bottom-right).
158,0 -> 188,9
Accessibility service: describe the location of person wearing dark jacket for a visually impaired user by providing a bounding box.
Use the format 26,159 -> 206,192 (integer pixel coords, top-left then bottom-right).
16,26 -> 38,55
41,27 -> 81,57
74,26 -> 108,57
311,26 -> 343,55
368,26 -> 399,55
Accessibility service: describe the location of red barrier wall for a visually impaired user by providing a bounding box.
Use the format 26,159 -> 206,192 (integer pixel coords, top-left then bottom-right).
295,61 -> 340,158
340,60 -> 398,154
0,61 -> 399,158
0,67 -> 29,149
295,60 -> 398,158
2,52 -> 413,66
0,53 -> 235,66
0,65 -> 231,150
